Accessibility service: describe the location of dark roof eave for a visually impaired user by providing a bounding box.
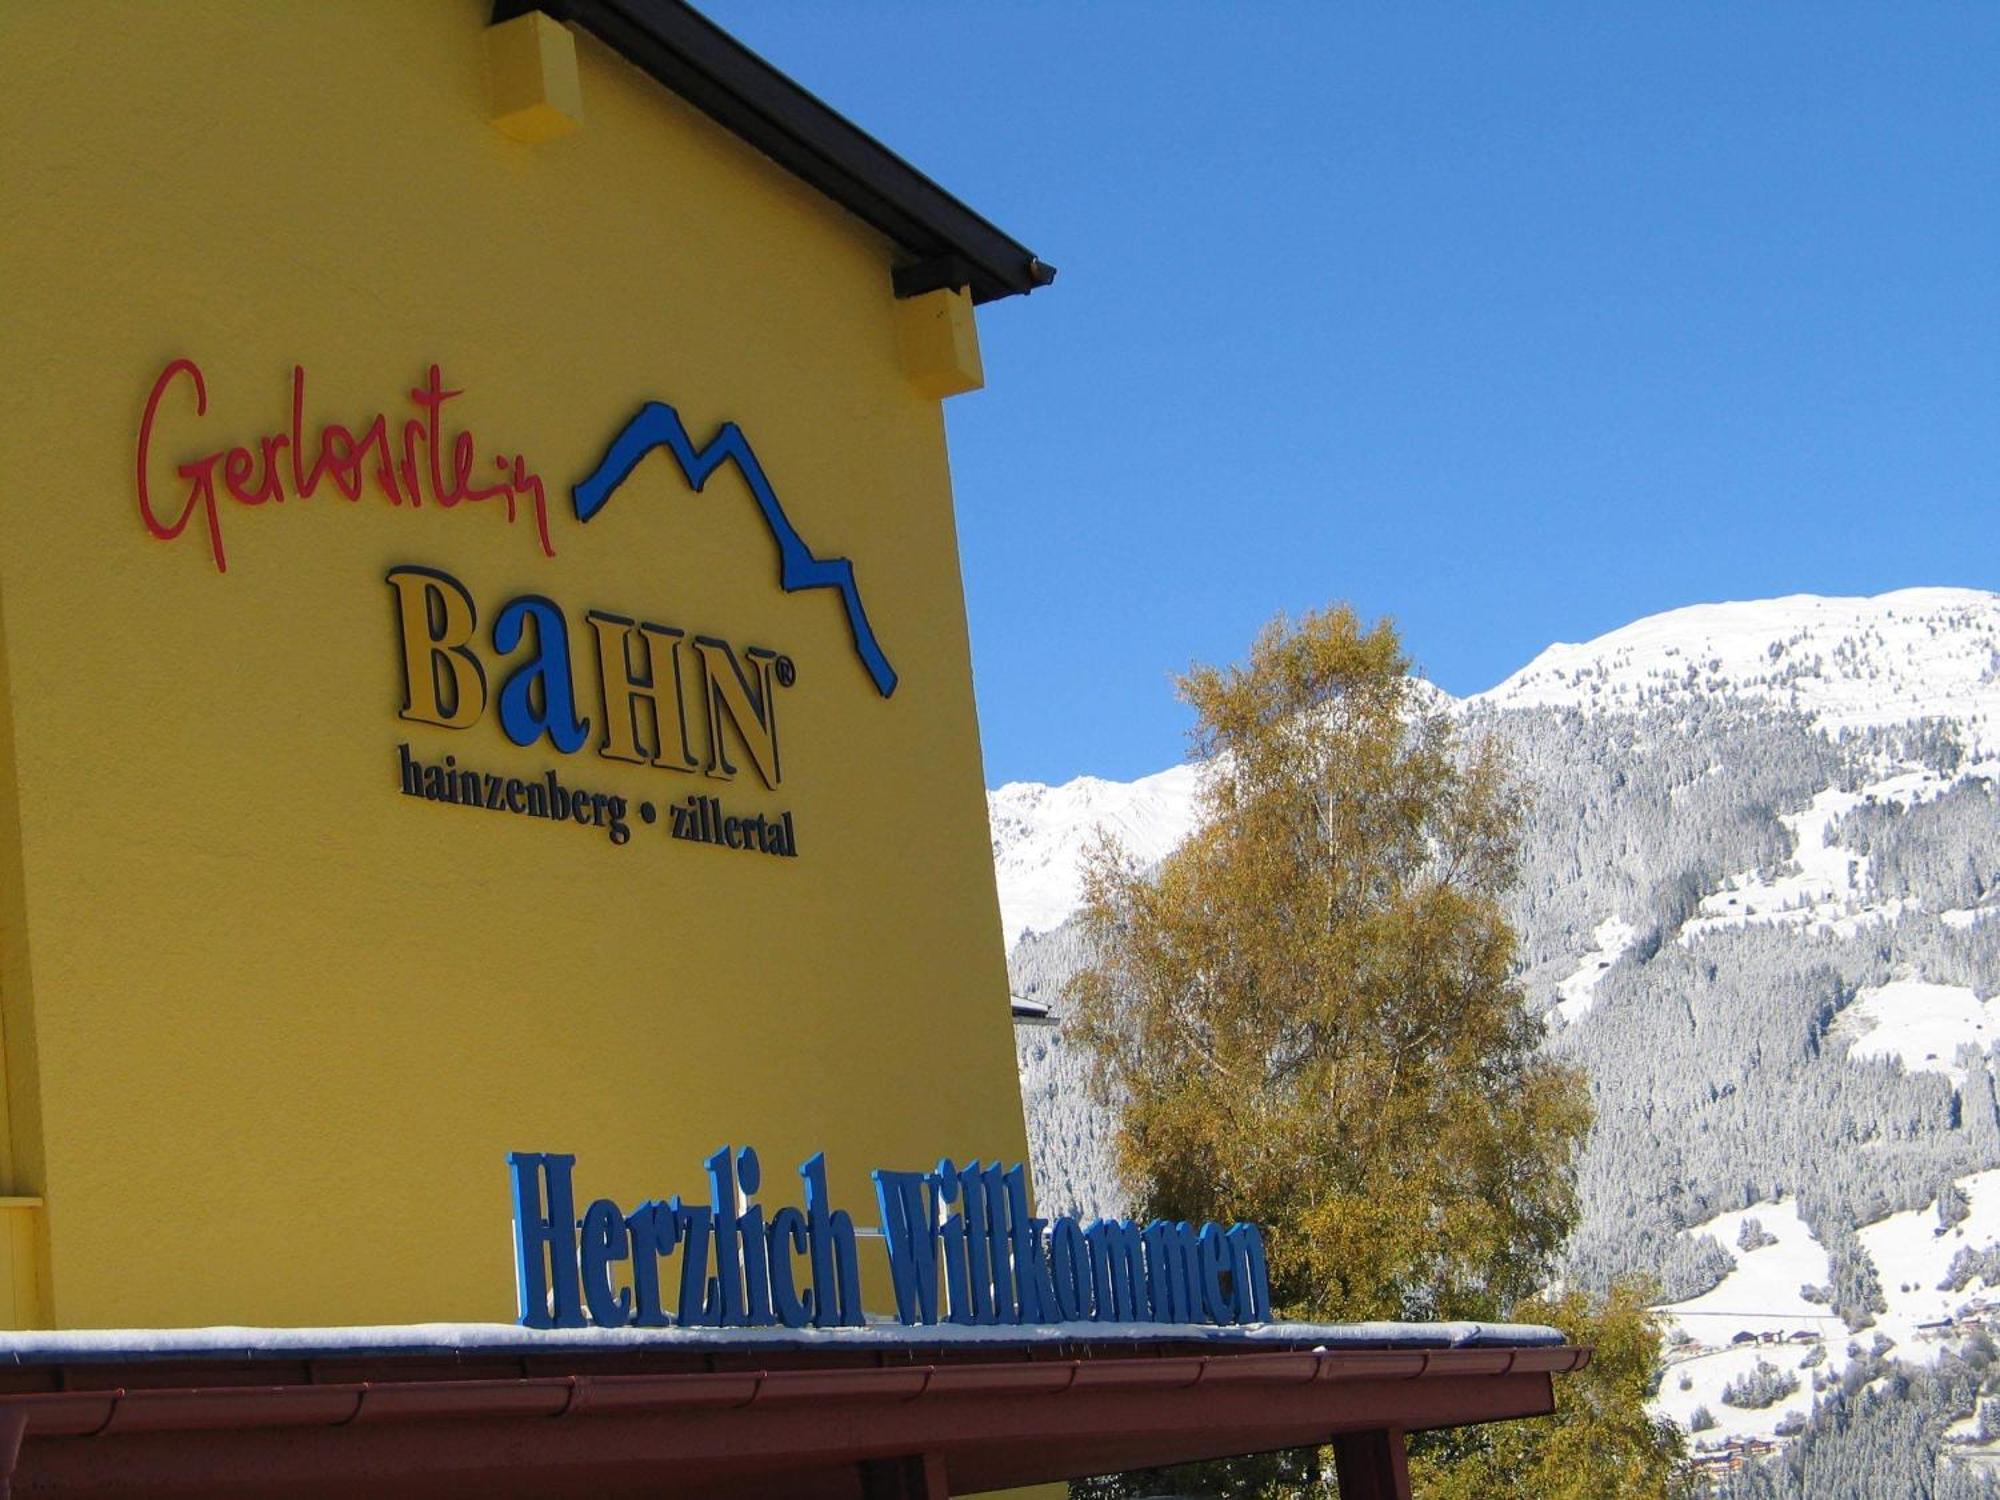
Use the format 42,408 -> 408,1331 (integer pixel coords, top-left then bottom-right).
0,1343 -> 1589,1494
493,0 -> 1056,305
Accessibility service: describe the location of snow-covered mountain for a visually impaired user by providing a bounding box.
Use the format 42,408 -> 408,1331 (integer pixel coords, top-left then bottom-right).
997,586 -> 2000,1494
1480,587 -> 2000,749
988,765 -> 1203,948
991,587 -> 2000,946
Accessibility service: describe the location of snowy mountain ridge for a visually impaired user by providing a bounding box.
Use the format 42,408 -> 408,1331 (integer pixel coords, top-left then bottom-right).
987,764 -> 1203,947
990,587 -> 2000,944
1477,586 -> 2000,745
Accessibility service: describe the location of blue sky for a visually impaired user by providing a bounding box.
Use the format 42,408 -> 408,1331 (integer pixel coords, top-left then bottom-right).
700,2 -> 1998,786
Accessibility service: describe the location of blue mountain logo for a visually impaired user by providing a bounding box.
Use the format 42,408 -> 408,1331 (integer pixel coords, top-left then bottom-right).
573,403 -> 898,698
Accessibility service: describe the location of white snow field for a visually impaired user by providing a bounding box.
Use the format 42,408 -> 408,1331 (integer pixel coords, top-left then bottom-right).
1657,1340 -> 1819,1450
1477,587 -> 2000,754
1652,1200 -> 1842,1448
1857,1170 -> 2000,1365
1658,1201 -> 1841,1341
1551,916 -> 1638,1024
1677,782 -> 1879,944
1678,763 -> 1999,948
1652,1174 -> 2000,1450
1647,1168 -> 2000,1457
1835,980 -> 2000,1084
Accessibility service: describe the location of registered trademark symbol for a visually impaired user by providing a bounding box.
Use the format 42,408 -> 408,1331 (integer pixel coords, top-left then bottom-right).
774,656 -> 797,687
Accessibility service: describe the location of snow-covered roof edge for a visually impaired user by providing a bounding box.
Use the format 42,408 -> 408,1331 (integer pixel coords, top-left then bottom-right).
0,1318 -> 1565,1364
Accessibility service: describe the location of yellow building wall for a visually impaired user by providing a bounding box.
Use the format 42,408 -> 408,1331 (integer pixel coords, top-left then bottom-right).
0,1 -> 1028,1329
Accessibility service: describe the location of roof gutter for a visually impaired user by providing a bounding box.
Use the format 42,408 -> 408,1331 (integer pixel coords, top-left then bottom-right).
2,1345 -> 1594,1438
0,1344 -> 1589,1496
491,0 -> 1057,304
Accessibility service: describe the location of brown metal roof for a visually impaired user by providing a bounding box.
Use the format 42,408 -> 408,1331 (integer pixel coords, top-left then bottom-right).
490,1 -> 1057,305
0,1337 -> 1587,1497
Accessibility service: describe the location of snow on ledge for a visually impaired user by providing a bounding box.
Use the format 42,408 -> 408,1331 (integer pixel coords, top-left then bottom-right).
1553,916 -> 1638,1024
0,1318 -> 1567,1364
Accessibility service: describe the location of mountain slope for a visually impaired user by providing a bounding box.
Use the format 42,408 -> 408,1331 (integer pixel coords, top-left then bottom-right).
997,587 -> 2000,1492
1478,587 -> 2000,747
988,764 -> 1203,947
991,588 -> 2000,945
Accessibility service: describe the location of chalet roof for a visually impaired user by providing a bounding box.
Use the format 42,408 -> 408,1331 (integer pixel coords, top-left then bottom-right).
493,1 -> 1057,304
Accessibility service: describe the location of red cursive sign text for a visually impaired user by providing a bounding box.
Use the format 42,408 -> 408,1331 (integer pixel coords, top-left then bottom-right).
136,361 -> 554,573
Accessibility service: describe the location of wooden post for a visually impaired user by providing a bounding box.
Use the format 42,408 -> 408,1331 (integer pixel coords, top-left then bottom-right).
1331,1426 -> 1412,1500
859,1451 -> 949,1499
0,1406 -> 24,1500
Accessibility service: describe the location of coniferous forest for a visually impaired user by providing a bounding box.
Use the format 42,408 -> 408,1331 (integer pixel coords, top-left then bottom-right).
1012,687 -> 2000,1496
